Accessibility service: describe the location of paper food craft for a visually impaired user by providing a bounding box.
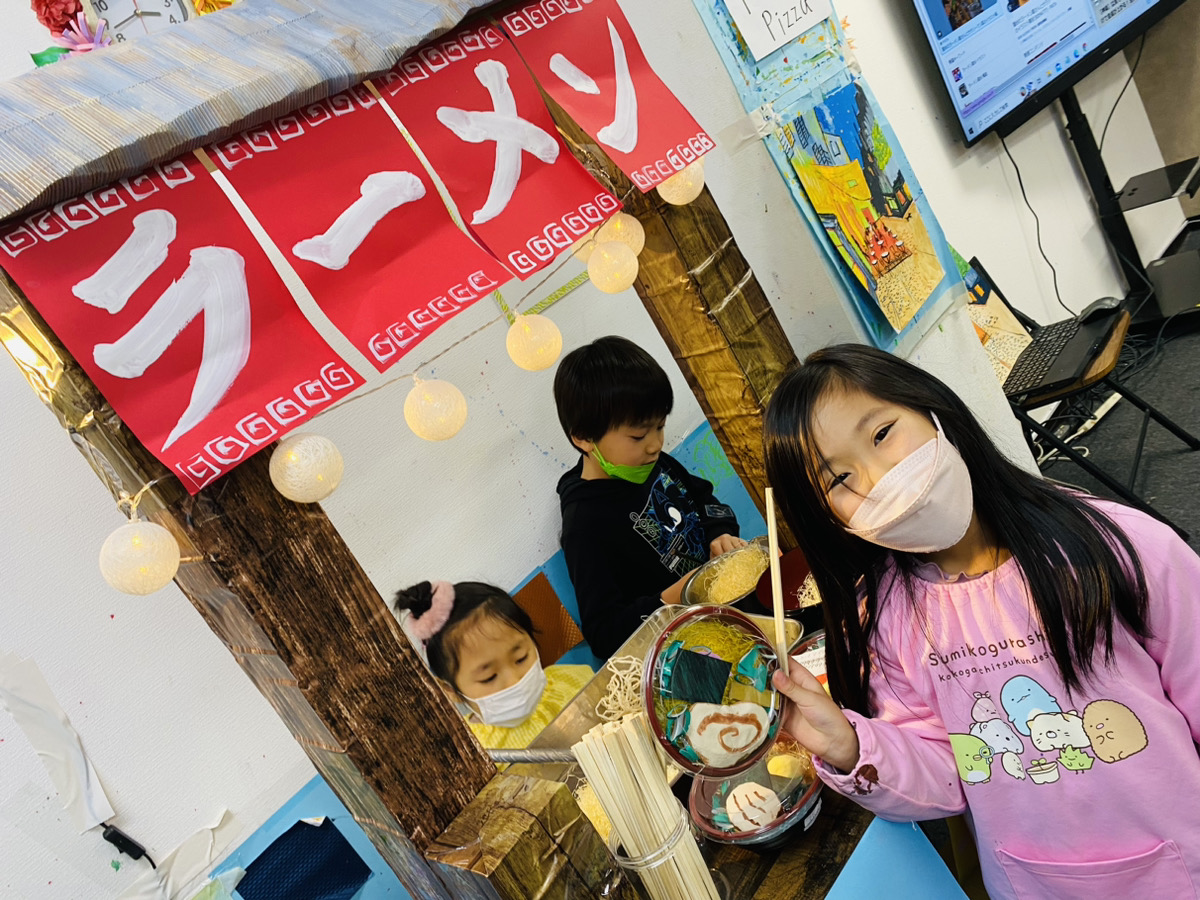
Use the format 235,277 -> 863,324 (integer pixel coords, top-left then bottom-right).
648,606 -> 783,774
725,781 -> 783,832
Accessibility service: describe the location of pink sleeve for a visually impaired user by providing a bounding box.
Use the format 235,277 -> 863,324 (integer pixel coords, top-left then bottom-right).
814,641 -> 967,821
1128,512 -> 1200,744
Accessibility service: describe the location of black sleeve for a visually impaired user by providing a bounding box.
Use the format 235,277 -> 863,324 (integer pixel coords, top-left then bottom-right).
561,516 -> 668,659
676,465 -> 740,546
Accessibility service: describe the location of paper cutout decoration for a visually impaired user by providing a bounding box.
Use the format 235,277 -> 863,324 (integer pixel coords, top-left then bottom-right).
0,155 -> 364,493
209,86 -> 510,371
379,21 -> 620,278
502,0 -> 715,191
234,819 -> 371,900
667,649 -> 732,705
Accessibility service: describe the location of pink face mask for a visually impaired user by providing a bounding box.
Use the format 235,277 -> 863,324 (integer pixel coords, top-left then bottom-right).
844,414 -> 974,553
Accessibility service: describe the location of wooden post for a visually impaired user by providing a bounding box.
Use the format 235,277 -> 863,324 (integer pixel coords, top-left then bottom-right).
0,274 -> 494,900
551,109 -> 799,542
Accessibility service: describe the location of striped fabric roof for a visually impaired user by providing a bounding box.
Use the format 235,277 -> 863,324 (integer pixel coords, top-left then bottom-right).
0,0 -> 492,221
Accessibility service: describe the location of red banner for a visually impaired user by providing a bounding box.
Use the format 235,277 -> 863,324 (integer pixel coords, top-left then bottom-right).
0,155 -> 364,493
378,21 -> 620,278
208,86 -> 510,372
501,0 -> 715,191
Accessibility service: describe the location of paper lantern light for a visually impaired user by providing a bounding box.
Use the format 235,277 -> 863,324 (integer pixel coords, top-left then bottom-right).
571,228 -> 599,262
657,159 -> 706,205
588,241 -> 640,294
405,378 -> 468,441
595,212 -> 645,256
507,314 -> 563,372
269,433 -> 344,503
99,520 -> 181,595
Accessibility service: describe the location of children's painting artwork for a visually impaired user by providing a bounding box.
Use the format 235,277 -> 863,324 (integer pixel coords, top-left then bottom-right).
692,0 -> 963,350
953,250 -> 1033,384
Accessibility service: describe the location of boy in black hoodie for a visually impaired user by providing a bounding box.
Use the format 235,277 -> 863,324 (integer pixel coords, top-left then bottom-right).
553,336 -> 744,658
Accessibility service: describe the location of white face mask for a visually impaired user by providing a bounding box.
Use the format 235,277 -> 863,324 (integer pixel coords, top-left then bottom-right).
469,655 -> 547,728
844,414 -> 974,553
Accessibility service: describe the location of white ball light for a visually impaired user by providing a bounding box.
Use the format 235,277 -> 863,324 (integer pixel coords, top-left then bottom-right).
405,378 -> 468,441
99,521 -> 181,595
595,212 -> 645,256
269,433 -> 344,503
588,241 -> 640,294
507,314 -> 563,372
657,158 -> 706,205
571,228 -> 599,262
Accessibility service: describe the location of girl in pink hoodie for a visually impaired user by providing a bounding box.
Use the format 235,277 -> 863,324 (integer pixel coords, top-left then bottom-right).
763,344 -> 1200,899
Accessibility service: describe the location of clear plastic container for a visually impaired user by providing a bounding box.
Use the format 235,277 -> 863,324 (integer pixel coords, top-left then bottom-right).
688,732 -> 824,849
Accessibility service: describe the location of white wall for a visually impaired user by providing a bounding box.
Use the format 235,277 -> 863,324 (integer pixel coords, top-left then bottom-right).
10,0 -> 1166,891
833,0 -> 1184,325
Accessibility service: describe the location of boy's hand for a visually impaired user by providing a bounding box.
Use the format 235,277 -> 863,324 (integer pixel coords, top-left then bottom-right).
709,533 -> 748,557
659,569 -> 697,605
772,665 -> 860,773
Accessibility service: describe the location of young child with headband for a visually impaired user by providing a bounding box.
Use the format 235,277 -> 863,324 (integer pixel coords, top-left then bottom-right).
394,580 -> 593,751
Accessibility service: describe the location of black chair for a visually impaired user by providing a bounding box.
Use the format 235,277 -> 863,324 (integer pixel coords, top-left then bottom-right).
1008,309 -> 1199,540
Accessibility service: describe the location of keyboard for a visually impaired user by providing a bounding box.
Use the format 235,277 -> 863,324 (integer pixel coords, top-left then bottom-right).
1002,318 -> 1080,395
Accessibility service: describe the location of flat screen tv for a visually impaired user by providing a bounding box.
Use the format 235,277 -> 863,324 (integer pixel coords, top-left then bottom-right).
909,0 -> 1189,146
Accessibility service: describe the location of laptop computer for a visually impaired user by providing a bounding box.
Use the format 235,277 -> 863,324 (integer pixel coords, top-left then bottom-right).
966,257 -> 1121,401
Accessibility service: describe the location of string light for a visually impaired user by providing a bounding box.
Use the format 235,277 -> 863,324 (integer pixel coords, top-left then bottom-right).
99,483 -> 180,595
506,314 -> 563,372
595,212 -> 645,256
571,228 -> 599,262
269,433 -> 344,503
404,376 -> 468,441
588,241 -> 640,293
657,158 -> 706,205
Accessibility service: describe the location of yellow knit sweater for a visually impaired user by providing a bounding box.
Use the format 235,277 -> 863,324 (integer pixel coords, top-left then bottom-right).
468,664 -> 594,750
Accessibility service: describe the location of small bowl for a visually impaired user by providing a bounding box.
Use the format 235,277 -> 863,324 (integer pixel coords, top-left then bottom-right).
688,733 -> 823,848
680,538 -> 771,607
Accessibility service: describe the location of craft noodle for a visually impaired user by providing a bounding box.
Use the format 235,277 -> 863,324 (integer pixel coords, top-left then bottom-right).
573,714 -> 722,900
794,573 -> 822,609
595,655 -> 643,722
698,547 -> 769,605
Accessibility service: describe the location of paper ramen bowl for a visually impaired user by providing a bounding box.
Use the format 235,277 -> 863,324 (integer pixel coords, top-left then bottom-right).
680,538 -> 770,607
689,733 -> 823,848
643,605 -> 784,777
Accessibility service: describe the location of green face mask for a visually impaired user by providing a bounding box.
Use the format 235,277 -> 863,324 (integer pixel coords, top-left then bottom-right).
591,445 -> 657,484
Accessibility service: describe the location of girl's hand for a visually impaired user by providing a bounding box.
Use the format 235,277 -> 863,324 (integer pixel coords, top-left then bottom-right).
709,533 -> 748,557
772,665 -> 861,773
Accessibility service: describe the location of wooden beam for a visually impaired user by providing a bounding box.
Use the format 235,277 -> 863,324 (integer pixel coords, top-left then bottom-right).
550,109 -> 798,542
0,272 -> 494,900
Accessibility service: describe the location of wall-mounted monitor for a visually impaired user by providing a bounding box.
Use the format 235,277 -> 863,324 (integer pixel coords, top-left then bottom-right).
909,0 -> 1188,146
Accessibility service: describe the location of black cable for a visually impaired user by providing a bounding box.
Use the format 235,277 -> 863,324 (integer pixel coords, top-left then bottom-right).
999,134 -> 1075,317
1098,34 -> 1146,154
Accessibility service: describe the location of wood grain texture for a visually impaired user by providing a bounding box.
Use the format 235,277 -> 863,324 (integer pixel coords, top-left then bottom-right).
0,270 -> 492,899
548,105 -> 798,543
428,774 -> 641,900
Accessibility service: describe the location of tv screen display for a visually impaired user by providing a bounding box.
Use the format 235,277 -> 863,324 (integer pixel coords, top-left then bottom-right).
910,0 -> 1187,145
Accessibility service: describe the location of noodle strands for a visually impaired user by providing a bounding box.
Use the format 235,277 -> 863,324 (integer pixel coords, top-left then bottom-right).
572,714 -> 721,900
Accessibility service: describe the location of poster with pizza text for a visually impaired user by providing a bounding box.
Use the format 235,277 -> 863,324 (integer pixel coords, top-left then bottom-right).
377,21 -> 620,278
208,85 -> 510,372
0,155 -> 364,493
502,0 -> 715,191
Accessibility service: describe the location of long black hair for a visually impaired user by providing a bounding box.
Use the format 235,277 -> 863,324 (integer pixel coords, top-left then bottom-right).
393,581 -> 534,691
763,344 -> 1149,716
